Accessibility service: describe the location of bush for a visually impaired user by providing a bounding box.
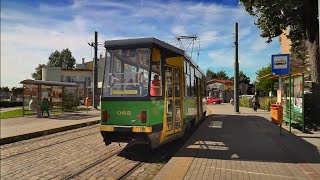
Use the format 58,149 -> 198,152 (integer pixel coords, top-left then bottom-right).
239,97 -> 277,110
61,93 -> 80,110
258,97 -> 277,110
239,98 -> 250,108
0,100 -> 23,108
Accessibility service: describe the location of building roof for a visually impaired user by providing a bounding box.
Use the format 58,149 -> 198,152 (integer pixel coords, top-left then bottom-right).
20,79 -> 79,87
207,79 -> 234,85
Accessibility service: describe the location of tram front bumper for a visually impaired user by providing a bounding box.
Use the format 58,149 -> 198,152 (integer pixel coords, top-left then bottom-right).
100,125 -> 152,144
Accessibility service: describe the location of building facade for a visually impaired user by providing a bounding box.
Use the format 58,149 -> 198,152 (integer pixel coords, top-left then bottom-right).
42,56 -> 108,99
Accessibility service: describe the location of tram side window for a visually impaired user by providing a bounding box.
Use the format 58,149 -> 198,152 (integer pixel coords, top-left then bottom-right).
184,61 -> 191,97
190,66 -> 195,97
150,60 -> 162,96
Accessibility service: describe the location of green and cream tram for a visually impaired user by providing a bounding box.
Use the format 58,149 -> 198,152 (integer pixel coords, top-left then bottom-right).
100,38 -> 207,149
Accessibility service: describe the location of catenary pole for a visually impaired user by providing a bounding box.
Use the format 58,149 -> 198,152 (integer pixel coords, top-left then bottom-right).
93,31 -> 98,109
234,23 -> 239,112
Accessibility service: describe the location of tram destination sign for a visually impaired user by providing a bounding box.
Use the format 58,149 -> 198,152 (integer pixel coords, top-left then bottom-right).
271,54 -> 290,75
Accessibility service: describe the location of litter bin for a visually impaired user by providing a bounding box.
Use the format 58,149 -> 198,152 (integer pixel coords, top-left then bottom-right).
85,97 -> 92,106
270,104 -> 283,125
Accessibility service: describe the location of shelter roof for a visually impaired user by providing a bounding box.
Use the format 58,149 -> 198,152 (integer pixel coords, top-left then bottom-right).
20,79 -> 79,87
207,79 -> 234,85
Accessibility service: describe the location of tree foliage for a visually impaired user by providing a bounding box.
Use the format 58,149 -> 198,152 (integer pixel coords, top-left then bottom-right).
0,87 -> 10,93
206,69 -> 217,79
239,71 -> 250,84
216,70 -> 229,80
32,64 -> 45,80
230,70 -> 250,84
11,87 -> 23,97
60,48 -> 76,69
48,49 -> 75,69
240,0 -> 320,84
48,50 -> 61,67
255,64 -> 277,95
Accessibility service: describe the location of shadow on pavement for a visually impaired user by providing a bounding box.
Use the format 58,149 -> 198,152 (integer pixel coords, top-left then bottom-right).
173,114 -> 320,164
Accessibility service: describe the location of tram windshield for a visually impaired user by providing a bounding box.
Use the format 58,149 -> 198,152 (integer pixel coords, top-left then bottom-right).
103,48 -> 150,97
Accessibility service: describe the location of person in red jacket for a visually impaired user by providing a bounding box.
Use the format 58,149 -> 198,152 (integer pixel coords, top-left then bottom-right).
150,75 -> 161,96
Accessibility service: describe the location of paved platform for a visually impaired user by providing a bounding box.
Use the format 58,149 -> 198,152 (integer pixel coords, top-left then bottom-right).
0,109 -> 100,145
154,104 -> 320,180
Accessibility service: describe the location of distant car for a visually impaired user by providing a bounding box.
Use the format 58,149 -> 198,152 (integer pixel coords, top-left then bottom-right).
206,97 -> 222,104
240,95 -> 254,99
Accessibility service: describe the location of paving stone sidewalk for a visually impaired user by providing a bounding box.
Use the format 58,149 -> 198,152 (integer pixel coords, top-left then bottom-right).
154,104 -> 320,180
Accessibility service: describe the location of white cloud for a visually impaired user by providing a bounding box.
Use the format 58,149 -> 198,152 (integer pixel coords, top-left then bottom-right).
250,37 -> 269,52
1,0 -> 280,87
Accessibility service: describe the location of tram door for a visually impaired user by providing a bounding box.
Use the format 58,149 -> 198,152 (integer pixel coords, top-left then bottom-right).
165,65 -> 183,136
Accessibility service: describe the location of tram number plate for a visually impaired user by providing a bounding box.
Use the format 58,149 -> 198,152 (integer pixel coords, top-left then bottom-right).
114,127 -> 132,132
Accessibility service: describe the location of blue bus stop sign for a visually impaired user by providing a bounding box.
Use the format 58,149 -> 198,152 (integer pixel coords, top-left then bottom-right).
271,54 -> 290,75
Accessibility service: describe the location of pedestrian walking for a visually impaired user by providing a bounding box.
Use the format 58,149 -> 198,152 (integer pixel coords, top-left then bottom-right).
252,92 -> 259,112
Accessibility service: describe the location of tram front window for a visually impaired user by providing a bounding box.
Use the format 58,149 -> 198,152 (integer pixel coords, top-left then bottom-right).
103,48 -> 150,97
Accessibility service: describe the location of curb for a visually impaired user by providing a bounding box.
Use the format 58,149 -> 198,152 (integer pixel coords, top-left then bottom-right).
0,120 -> 100,146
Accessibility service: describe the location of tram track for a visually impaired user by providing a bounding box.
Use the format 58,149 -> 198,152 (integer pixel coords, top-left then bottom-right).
117,162 -> 144,180
62,143 -> 138,180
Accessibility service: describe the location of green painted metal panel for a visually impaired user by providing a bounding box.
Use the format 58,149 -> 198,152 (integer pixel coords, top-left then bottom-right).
100,100 -> 164,126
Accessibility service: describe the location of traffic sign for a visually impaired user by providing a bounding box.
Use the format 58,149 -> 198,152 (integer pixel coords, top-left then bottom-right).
271,54 -> 290,75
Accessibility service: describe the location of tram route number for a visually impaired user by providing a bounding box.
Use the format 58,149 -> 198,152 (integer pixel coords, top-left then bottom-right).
116,111 -> 132,115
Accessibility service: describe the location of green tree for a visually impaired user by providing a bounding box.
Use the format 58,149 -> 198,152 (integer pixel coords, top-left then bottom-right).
255,64 -> 277,95
216,70 -> 229,80
240,0 -> 320,84
239,71 -> 250,84
60,48 -> 75,69
48,50 -> 62,67
0,87 -> 10,93
47,49 -> 75,69
206,69 -> 217,79
32,64 -> 45,80
11,87 -> 23,97
229,70 -> 250,84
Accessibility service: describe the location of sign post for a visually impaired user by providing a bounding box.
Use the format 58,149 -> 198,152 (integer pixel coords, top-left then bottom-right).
271,54 -> 290,134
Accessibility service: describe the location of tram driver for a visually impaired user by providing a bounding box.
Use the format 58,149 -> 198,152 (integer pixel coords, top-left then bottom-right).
150,75 -> 161,96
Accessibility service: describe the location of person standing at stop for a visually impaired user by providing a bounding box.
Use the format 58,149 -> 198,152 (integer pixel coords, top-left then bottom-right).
41,97 -> 50,117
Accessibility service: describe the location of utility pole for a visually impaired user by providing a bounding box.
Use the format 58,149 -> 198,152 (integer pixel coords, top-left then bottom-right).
93,31 -> 98,109
234,23 -> 239,112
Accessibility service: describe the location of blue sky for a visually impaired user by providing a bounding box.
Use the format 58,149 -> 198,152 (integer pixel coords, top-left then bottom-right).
1,0 -> 280,88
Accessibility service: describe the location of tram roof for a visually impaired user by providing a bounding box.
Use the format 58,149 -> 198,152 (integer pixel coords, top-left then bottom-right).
105,37 -> 205,76
20,79 -> 79,87
105,38 -> 184,57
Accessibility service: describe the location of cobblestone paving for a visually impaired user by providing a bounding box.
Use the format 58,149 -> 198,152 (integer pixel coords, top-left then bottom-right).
0,125 -> 99,159
0,124 -> 175,180
181,106 -> 320,180
0,125 -> 125,179
154,104 -> 320,180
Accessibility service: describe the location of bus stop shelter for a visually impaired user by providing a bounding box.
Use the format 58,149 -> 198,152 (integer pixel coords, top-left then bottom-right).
20,79 -> 79,117
258,64 -> 308,133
